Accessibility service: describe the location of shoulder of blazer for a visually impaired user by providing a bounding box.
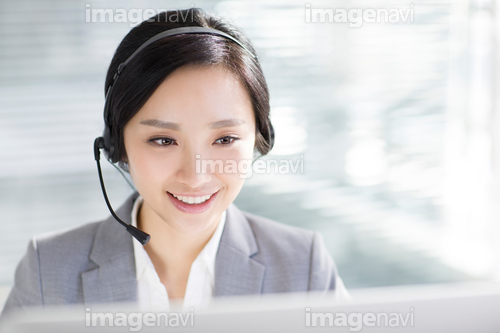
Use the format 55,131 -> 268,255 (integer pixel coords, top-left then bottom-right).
243,209 -> 338,292
33,191 -> 138,267
16,192 -> 139,305
237,207 -> 317,260
221,204 -> 334,294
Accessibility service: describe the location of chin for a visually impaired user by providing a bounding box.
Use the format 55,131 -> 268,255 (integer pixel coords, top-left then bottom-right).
170,213 -> 220,235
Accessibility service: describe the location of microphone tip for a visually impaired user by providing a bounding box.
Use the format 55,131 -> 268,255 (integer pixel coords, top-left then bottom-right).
126,224 -> 151,245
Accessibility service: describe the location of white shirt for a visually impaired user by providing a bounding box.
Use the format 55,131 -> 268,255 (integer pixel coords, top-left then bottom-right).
131,196 -> 226,311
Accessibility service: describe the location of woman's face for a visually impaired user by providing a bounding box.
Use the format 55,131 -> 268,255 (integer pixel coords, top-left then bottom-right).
123,65 -> 256,235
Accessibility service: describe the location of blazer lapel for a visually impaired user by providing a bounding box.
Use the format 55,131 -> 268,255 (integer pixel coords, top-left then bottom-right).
214,204 -> 265,296
82,193 -> 139,304
81,194 -> 265,302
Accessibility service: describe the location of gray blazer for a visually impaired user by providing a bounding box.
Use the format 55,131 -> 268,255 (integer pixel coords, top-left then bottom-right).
1,192 -> 342,317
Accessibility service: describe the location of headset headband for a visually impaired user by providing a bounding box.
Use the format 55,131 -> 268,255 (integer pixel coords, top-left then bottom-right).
102,26 -> 272,163
107,26 -> 257,98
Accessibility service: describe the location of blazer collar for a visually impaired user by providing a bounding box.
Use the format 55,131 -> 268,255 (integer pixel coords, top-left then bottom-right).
82,192 -> 139,304
82,193 -> 265,303
214,203 -> 265,296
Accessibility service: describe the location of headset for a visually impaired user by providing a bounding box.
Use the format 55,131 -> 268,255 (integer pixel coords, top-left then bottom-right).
94,26 -> 275,245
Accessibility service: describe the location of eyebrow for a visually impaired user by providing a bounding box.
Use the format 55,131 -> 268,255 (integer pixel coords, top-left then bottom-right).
139,118 -> 246,130
210,119 -> 246,129
139,119 -> 180,130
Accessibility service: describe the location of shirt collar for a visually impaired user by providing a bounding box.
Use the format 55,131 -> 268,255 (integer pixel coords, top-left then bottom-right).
199,208 -> 226,278
131,196 -> 152,280
130,195 -> 226,280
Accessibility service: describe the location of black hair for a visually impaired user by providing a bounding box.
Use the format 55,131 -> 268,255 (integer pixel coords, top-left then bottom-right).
103,8 -> 272,170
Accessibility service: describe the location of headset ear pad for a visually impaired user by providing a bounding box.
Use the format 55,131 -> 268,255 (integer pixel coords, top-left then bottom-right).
267,121 -> 275,151
102,126 -> 119,163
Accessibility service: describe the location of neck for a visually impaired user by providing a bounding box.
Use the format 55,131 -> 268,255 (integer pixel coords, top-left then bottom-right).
137,202 -> 221,272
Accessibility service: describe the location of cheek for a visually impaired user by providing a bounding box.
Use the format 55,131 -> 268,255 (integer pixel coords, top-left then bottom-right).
211,139 -> 255,182
213,134 -> 254,158
126,145 -> 177,189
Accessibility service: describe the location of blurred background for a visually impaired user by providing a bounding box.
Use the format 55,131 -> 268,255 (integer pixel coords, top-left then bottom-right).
1,0 -> 500,303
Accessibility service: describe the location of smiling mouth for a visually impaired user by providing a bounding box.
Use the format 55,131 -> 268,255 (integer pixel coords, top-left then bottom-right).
169,192 -> 215,205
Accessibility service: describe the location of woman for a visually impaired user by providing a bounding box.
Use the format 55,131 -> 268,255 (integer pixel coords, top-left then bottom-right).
1,8 -> 346,316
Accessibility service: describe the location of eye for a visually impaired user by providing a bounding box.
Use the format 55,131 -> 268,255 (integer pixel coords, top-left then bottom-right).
149,137 -> 176,146
214,136 -> 239,145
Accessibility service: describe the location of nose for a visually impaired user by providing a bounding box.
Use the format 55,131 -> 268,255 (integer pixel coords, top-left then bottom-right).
175,149 -> 212,189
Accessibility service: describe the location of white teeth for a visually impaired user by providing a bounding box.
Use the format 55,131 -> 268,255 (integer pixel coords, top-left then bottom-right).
172,193 -> 212,205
